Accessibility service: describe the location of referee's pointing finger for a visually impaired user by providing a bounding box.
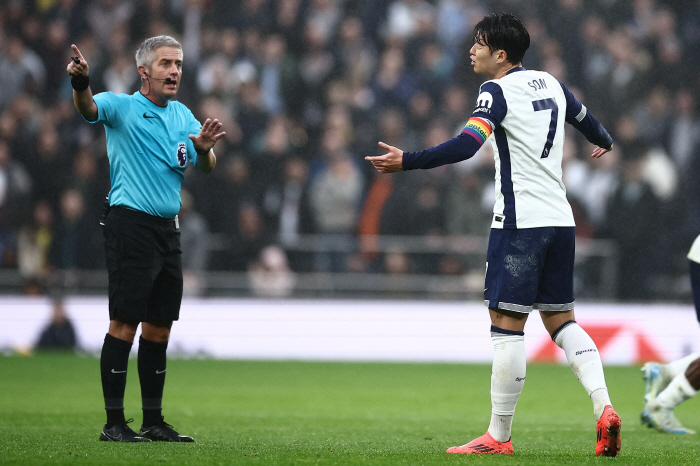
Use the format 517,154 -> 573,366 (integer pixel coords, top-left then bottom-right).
71,44 -> 84,60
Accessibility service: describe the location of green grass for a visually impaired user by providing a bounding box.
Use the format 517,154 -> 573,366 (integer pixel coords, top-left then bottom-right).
1,354 -> 699,465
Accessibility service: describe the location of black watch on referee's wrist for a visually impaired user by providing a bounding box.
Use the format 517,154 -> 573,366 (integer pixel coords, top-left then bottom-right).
196,148 -> 210,155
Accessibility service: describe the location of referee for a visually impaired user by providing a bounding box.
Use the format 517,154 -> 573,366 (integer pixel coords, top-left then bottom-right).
67,36 -> 225,442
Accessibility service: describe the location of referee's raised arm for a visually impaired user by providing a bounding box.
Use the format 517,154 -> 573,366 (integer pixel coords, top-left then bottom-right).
67,44 -> 97,121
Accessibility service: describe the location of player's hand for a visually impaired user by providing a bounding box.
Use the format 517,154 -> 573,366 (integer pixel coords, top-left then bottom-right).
67,44 -> 89,77
365,142 -> 404,173
591,143 -> 613,159
189,118 -> 226,153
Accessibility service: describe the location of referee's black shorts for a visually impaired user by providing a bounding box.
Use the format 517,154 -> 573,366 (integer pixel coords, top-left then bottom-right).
103,206 -> 183,322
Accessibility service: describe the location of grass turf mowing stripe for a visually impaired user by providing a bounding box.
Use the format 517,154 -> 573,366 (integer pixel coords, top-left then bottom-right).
1,354 -> 699,465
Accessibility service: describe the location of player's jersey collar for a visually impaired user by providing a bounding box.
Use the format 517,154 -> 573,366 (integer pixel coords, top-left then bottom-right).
506,66 -> 526,75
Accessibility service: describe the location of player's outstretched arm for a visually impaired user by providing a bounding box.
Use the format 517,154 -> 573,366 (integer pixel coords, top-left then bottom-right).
191,118 -> 225,174
67,44 -> 97,121
591,143 -> 613,159
365,142 -> 404,173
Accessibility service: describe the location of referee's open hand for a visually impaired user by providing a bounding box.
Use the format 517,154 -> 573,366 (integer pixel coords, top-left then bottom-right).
189,118 -> 226,153
67,44 -> 89,77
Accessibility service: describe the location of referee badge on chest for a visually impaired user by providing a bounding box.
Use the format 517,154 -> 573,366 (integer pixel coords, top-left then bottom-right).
176,142 -> 187,168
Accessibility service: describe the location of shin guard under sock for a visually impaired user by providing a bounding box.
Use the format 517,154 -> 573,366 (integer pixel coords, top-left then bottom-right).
487,326 -> 526,442
100,333 -> 132,427
138,336 -> 168,427
553,321 -> 611,418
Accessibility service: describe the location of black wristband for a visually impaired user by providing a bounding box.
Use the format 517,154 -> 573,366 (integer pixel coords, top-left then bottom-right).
71,75 -> 90,91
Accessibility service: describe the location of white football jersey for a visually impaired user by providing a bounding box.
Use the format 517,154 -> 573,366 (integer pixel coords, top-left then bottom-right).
688,234 -> 700,263
473,68 -> 576,229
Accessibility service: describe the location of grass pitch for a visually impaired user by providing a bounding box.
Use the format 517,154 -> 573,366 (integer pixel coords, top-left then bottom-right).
1,353 -> 699,465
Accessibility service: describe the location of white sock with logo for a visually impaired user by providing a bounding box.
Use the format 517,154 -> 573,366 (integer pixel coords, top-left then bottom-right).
654,372 -> 699,409
665,352 -> 700,379
487,327 -> 526,442
553,321 -> 611,419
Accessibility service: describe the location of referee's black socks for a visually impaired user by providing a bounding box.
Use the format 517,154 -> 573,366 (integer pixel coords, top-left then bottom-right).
138,336 -> 168,427
100,333 -> 132,428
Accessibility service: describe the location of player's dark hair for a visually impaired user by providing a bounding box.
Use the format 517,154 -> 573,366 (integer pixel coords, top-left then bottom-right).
473,13 -> 530,65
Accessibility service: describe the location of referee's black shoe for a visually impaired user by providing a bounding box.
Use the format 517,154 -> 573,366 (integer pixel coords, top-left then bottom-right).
140,417 -> 195,442
100,418 -> 152,442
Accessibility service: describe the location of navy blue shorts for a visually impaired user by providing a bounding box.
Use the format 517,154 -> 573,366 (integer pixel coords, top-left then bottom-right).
484,227 -> 575,313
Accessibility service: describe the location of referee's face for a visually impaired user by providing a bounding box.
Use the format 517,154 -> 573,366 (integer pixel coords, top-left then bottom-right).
148,46 -> 183,100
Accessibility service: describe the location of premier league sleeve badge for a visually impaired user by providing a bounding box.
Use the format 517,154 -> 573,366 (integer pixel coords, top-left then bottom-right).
176,142 -> 188,168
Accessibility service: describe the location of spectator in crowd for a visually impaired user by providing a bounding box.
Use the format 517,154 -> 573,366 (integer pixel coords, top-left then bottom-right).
17,200 -> 53,293
179,189 -> 209,297
310,129 -> 364,272
86,0 -> 134,50
227,202 -> 271,272
371,47 -> 416,109
0,138 -> 32,267
666,89 -> 700,172
41,18 -> 72,102
203,155 -> 254,245
263,156 -> 315,271
414,41 -> 454,101
101,51 -> 140,95
603,146 -> 661,300
49,188 -> 103,271
634,86 -> 671,147
259,34 -> 304,116
334,16 -> 377,93
0,34 -> 46,111
248,244 -> 296,297
28,124 -> 72,209
435,0 -> 484,64
445,163 -> 492,237
36,297 -> 77,351
385,0 -> 435,43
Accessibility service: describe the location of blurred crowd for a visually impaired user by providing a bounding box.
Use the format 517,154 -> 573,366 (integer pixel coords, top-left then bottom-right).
2,0 -> 700,300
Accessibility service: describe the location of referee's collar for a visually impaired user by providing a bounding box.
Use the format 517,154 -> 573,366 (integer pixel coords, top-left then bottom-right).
506,66 -> 526,75
136,90 -> 170,108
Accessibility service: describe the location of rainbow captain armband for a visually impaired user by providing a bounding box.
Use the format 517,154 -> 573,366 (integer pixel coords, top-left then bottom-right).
461,117 -> 493,145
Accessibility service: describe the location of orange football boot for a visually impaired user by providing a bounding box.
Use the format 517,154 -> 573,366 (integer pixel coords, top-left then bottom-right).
596,405 -> 621,457
446,431 -> 514,455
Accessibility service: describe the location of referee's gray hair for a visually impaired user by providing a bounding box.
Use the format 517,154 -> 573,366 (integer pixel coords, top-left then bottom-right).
135,35 -> 182,67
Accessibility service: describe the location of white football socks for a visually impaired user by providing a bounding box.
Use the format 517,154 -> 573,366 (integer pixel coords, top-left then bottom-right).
665,352 -> 700,379
487,328 -> 526,442
553,322 -> 611,419
654,372 -> 699,409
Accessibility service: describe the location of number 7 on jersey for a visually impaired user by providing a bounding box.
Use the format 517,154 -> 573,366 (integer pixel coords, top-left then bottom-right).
532,98 -> 558,158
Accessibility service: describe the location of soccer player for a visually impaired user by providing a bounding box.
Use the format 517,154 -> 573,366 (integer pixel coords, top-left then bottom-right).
365,13 -> 620,456
641,236 -> 700,434
67,36 -> 225,442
